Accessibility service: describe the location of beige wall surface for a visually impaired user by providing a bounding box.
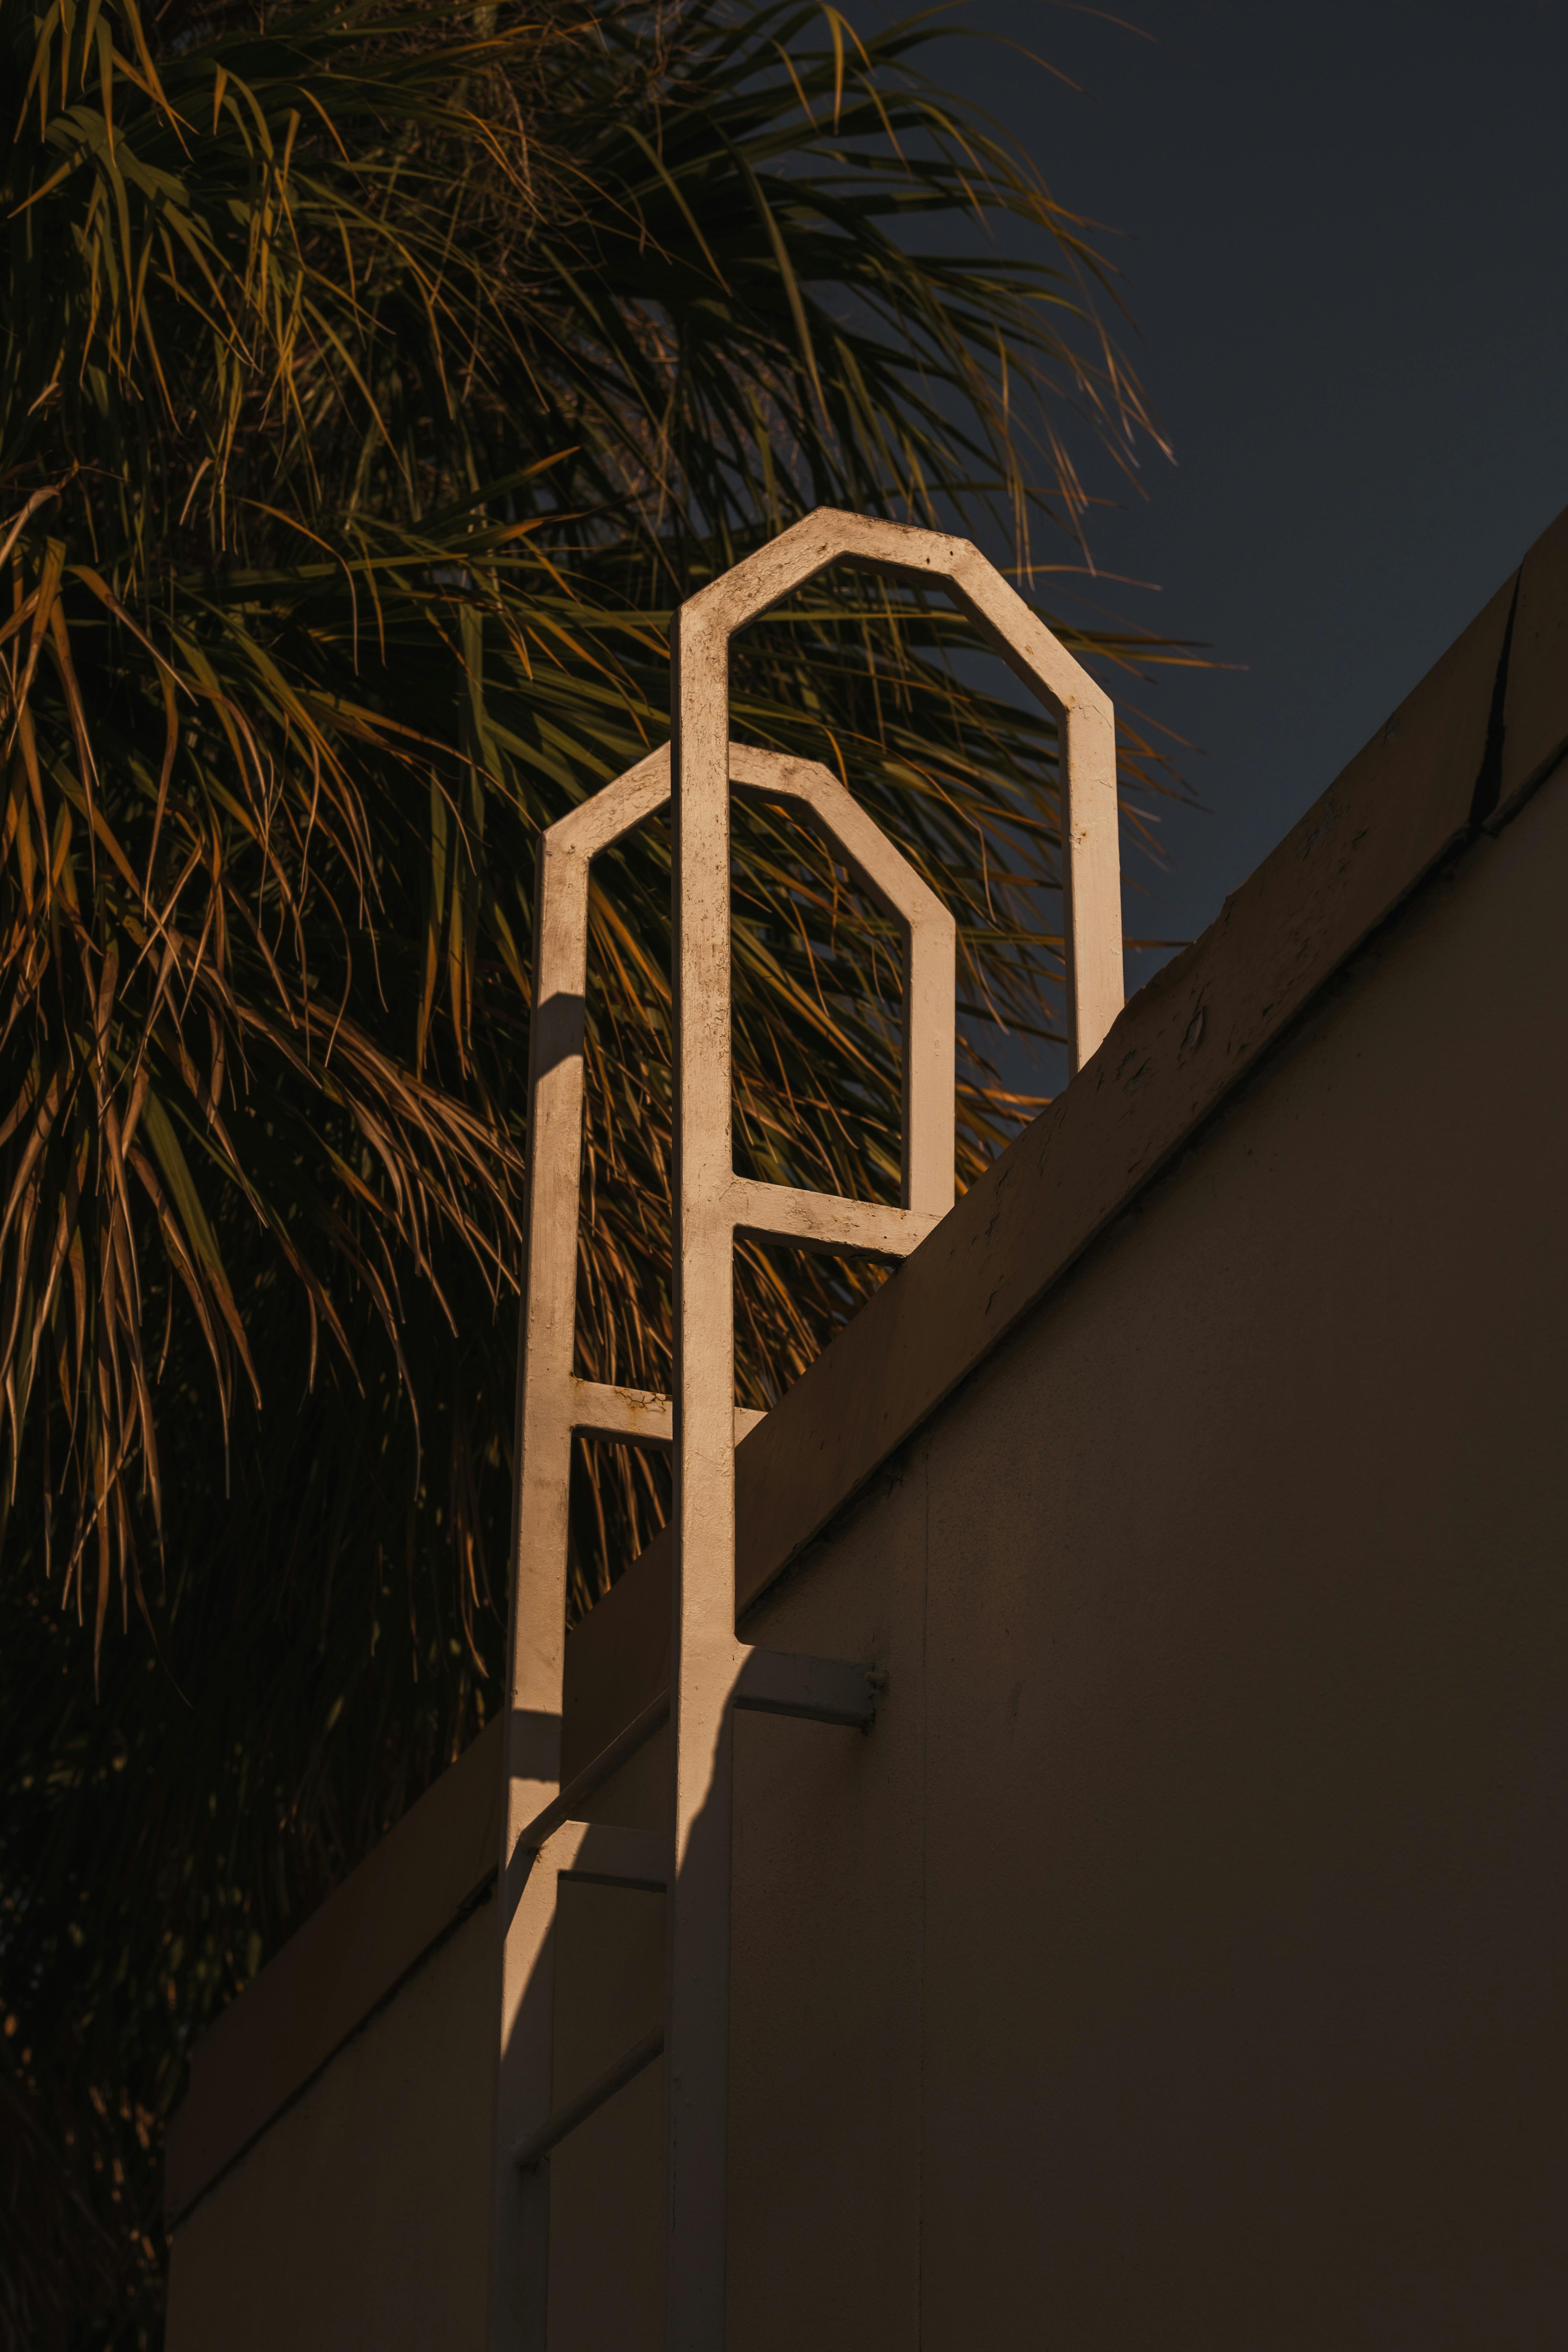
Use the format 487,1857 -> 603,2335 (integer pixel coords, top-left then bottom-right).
545,1878 -> 666,2347
167,540 -> 1568,2346
166,1712 -> 503,2228
166,1901 -> 495,2352
727,769 -> 1568,2347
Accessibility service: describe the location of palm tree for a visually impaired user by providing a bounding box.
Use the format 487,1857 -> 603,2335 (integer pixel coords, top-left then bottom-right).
0,0 -> 1178,2336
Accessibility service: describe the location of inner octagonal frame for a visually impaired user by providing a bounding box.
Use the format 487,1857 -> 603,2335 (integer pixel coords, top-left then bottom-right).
491,733 -> 956,2352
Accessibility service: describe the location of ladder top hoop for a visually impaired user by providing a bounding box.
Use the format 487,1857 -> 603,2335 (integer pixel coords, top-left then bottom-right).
673,507 -> 1114,732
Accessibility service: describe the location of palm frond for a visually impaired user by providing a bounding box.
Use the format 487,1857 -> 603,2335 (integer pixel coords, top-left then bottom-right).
0,0 -> 1189,2335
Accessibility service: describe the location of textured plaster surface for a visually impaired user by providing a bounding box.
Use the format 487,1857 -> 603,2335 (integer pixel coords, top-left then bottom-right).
166,506 -> 1568,2347
727,771 -> 1568,2347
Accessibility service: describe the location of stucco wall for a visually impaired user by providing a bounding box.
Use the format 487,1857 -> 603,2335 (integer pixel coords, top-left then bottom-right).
165,513 -> 1568,2346
166,1899 -> 495,2351
727,763 -> 1568,2347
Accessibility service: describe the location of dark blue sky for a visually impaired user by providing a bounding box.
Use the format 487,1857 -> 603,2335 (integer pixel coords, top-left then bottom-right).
916,0 -> 1568,1030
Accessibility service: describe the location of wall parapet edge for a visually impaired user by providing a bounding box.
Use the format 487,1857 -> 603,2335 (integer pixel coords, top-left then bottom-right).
164,494 -> 1568,2234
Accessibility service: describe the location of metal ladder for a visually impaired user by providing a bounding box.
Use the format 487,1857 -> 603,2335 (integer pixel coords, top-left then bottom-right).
489,511 -> 1123,2352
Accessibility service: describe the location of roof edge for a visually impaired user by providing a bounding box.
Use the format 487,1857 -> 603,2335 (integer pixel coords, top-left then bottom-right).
726,536 -> 1542,1615
566,505 -> 1568,1765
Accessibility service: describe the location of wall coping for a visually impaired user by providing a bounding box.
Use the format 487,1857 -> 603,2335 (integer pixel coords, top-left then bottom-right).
166,496 -> 1568,2222
568,496 -> 1568,1762
165,1715 -> 503,2225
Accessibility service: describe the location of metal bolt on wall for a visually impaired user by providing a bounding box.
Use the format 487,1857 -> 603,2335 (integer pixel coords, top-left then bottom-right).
489,511 -> 1123,2350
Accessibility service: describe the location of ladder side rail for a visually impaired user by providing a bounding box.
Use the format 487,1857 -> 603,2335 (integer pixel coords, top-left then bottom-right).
936,546 -> 1122,1076
490,747 -> 671,2351
498,738 -> 919,2347
667,509 -> 1122,2352
489,680 -> 1048,2347
669,594 -> 746,2352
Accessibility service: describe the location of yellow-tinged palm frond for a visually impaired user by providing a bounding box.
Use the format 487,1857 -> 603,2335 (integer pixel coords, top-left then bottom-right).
0,0 -> 1190,2333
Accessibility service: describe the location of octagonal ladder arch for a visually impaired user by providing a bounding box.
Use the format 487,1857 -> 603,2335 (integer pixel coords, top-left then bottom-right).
490,508 -> 1124,2352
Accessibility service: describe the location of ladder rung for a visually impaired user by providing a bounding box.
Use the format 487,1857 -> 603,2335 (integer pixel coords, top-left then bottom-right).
732,1178 -> 941,1260
571,1380 -> 671,1445
517,1654 -> 877,1854
519,1691 -> 671,1852
735,1649 -> 877,1728
559,1822 -> 669,1893
512,2026 -> 665,2172
571,1379 -> 765,1448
